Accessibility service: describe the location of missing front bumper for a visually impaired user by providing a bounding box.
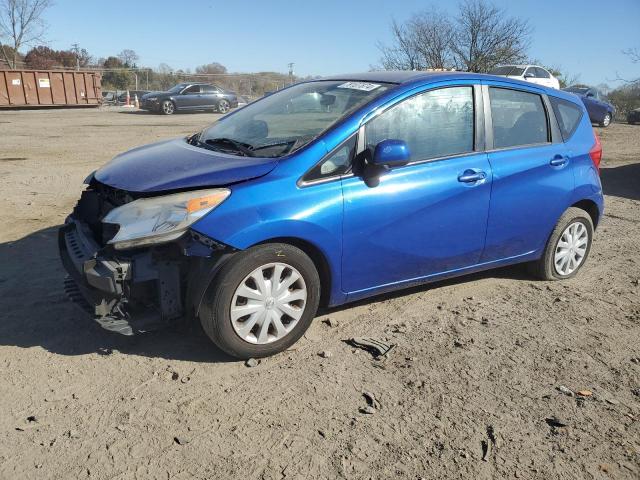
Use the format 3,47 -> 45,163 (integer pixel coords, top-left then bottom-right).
59,219 -> 182,335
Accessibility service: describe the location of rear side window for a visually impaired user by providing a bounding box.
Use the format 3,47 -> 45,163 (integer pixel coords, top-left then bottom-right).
365,86 -> 474,162
549,97 -> 583,140
489,87 -> 549,149
535,67 -> 550,79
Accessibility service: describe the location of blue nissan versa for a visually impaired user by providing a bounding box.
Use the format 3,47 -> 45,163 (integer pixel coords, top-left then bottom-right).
60,71 -> 604,359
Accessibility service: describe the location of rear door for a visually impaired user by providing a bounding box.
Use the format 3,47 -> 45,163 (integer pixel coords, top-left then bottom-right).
200,84 -> 220,108
341,83 -> 492,296
481,83 -> 573,262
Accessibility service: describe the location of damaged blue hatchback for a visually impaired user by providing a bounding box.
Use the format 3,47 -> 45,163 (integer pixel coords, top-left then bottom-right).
60,71 -> 603,359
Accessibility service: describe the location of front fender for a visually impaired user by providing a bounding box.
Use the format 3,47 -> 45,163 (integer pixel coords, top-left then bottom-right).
191,169 -> 347,306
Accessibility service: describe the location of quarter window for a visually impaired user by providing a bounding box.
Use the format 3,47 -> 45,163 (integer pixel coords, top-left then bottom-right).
365,86 -> 474,162
489,87 -> 549,149
549,96 -> 583,140
304,135 -> 356,181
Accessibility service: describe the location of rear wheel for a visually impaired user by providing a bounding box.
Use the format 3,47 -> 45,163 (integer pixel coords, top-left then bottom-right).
529,207 -> 594,280
217,99 -> 230,114
600,113 -> 611,127
199,243 -> 320,359
161,100 -> 175,115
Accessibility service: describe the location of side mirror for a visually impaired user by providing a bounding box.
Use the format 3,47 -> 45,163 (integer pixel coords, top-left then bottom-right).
371,139 -> 410,168
586,92 -> 594,98
524,72 -> 535,79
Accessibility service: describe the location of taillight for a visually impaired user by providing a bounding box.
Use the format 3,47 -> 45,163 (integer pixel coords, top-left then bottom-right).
589,131 -> 602,173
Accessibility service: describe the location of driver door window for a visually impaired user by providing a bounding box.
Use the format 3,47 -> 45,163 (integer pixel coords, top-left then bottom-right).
365,86 -> 474,163
183,85 -> 201,95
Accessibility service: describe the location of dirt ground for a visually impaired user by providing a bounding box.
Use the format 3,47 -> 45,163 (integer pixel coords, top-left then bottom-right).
0,108 -> 638,480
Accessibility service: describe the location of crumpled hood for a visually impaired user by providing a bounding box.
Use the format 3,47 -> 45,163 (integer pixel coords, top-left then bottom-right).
94,138 -> 277,193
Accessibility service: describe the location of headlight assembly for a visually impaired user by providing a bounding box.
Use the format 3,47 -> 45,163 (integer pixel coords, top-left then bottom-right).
103,188 -> 230,250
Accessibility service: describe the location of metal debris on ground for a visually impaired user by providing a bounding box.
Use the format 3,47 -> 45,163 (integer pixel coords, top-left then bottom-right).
556,385 -> 574,397
347,337 -> 395,358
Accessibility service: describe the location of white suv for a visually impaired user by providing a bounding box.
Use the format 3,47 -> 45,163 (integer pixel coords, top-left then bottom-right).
489,65 -> 560,89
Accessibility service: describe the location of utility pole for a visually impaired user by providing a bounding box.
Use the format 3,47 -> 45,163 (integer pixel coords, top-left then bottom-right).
71,43 -> 80,70
287,62 -> 294,85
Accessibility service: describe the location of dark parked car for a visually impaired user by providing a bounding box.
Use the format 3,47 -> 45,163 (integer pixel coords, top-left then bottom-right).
140,83 -> 238,115
563,86 -> 615,127
627,107 -> 640,124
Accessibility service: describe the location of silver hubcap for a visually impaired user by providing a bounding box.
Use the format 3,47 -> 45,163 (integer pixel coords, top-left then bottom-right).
219,101 -> 229,113
603,114 -> 611,126
163,102 -> 174,114
230,262 -> 307,344
554,221 -> 589,276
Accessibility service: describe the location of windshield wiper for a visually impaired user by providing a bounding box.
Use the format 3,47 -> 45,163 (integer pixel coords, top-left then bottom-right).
205,137 -> 255,157
250,137 -> 313,156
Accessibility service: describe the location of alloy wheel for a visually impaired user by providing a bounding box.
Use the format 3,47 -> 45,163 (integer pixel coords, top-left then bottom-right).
162,101 -> 175,115
230,262 -> 307,344
218,100 -> 230,114
603,114 -> 611,127
554,221 -> 589,276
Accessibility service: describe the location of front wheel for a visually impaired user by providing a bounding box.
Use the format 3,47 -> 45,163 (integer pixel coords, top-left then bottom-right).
600,113 -> 611,127
199,243 -> 320,359
529,207 -> 594,280
160,100 -> 175,115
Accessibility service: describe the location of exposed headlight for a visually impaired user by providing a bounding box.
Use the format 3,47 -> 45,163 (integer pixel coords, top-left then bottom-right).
103,188 -> 230,250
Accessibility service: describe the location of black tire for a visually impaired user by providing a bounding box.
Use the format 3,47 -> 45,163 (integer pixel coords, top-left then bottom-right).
599,112 -> 611,127
529,207 -> 594,281
217,99 -> 230,114
199,243 -> 320,359
161,100 -> 175,115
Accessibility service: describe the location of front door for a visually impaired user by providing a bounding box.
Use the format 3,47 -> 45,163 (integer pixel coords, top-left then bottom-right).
175,84 -> 202,109
341,85 -> 492,295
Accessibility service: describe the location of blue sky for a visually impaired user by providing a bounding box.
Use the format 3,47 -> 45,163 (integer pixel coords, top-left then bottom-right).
43,0 -> 639,87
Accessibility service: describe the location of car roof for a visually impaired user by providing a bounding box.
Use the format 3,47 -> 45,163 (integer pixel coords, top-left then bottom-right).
320,70 -> 534,85
317,70 -> 579,103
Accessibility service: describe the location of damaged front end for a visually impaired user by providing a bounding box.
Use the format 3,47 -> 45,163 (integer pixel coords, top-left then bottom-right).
59,181 -> 233,335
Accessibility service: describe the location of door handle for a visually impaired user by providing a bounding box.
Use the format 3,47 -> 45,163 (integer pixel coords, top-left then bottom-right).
550,155 -> 568,167
458,170 -> 486,183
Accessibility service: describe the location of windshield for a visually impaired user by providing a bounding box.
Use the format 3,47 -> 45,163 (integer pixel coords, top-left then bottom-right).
168,83 -> 188,93
489,66 -> 525,76
197,80 -> 390,157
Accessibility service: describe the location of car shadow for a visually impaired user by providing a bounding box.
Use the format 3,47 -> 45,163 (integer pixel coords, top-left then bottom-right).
0,225 -> 234,363
600,162 -> 640,201
319,263 -> 530,316
117,110 -> 223,116
1,225 -> 534,362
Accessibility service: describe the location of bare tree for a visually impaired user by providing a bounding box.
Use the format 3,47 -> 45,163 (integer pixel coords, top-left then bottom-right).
195,62 -> 227,75
452,0 -> 531,72
612,47 -> 640,84
410,8 -> 455,70
622,47 -> 639,64
117,49 -> 139,67
0,0 -> 52,68
377,19 -> 423,70
377,1 -> 531,73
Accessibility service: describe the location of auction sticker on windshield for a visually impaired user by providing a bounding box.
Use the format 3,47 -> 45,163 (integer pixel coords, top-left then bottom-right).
337,82 -> 381,91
